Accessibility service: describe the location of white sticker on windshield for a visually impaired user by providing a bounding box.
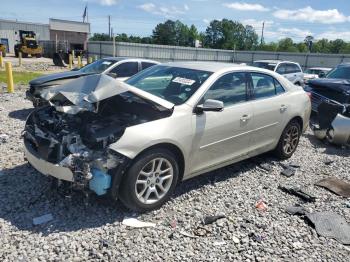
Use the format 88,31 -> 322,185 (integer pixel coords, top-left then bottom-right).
172,77 -> 196,86
102,61 -> 112,65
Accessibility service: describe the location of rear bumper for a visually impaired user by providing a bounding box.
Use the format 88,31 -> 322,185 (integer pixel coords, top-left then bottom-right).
24,140 -> 74,182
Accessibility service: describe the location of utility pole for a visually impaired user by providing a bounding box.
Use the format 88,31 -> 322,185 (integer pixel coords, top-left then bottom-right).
260,21 -> 265,45
108,15 -> 111,39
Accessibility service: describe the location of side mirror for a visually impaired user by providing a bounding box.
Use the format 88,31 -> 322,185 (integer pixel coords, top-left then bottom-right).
195,99 -> 224,114
107,72 -> 118,78
318,72 -> 326,78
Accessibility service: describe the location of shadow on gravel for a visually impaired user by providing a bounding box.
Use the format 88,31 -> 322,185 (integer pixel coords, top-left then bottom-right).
0,154 -> 275,235
0,163 -> 129,235
304,133 -> 350,157
8,108 -> 34,121
173,153 -> 275,198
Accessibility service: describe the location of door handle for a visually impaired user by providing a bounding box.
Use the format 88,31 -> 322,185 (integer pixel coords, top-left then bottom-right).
240,114 -> 251,122
280,105 -> 288,112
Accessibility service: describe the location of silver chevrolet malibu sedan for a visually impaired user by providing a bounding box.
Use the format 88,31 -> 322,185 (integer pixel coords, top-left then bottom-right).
23,62 -> 311,211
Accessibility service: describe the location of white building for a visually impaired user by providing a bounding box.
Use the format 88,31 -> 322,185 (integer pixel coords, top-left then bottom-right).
0,18 -> 90,53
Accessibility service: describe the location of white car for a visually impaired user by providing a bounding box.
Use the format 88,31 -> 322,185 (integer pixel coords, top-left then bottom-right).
24,62 -> 311,211
303,67 -> 332,83
253,60 -> 304,86
27,57 -> 159,107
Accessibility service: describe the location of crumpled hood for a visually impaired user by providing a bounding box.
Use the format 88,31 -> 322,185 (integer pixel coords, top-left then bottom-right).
41,74 -> 174,114
308,78 -> 350,94
29,70 -> 92,86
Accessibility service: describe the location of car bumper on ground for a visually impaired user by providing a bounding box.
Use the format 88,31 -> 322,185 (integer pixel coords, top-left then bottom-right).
24,140 -> 74,182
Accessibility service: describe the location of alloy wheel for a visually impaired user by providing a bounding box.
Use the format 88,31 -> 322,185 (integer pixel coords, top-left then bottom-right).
283,125 -> 299,154
135,157 -> 174,205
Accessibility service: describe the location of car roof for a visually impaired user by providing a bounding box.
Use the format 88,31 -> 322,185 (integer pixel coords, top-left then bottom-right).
162,61 -> 247,72
254,60 -> 300,65
307,67 -> 332,70
102,57 -> 159,63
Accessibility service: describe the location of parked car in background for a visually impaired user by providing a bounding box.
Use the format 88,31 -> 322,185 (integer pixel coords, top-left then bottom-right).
303,67 -> 332,83
26,57 -> 159,107
253,60 -> 304,86
23,62 -> 311,211
304,63 -> 350,112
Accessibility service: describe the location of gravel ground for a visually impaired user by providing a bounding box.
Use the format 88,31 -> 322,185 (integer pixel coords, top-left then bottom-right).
0,91 -> 349,261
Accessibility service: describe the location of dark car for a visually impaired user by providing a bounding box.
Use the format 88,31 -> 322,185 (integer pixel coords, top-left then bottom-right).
27,57 -> 159,107
305,63 -> 350,112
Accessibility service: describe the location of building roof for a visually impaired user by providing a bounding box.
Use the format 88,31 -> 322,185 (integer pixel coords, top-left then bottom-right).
49,18 -> 90,33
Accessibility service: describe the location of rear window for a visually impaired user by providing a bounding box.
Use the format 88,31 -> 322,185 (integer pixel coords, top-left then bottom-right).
253,62 -> 276,71
141,62 -> 157,70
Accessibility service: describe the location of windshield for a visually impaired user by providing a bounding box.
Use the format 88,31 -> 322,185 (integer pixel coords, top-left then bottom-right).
79,59 -> 117,74
326,66 -> 350,80
253,62 -> 276,71
126,65 -> 212,105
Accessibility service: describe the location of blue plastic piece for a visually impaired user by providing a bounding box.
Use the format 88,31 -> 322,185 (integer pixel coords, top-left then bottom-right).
89,169 -> 112,196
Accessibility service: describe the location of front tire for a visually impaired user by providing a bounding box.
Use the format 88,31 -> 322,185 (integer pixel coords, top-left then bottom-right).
118,148 -> 179,212
274,120 -> 301,159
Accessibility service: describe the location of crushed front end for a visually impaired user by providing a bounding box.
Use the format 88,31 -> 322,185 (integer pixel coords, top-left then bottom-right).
23,106 -> 132,196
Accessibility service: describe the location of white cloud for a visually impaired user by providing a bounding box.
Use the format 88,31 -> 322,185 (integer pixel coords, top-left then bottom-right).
241,19 -> 274,30
138,2 -> 188,18
223,2 -> 269,12
98,0 -> 118,6
264,27 -> 313,40
203,19 -> 210,24
316,31 -> 350,41
273,6 -> 350,24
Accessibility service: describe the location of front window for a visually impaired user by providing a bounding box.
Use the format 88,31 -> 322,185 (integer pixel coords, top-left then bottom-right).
326,66 -> 350,80
126,65 -> 212,105
202,72 -> 247,107
79,59 -> 117,74
253,62 -> 276,71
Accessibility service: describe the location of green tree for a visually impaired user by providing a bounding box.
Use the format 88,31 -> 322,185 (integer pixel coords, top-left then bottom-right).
188,24 -> 199,46
277,38 -> 298,52
329,39 -> 347,54
313,39 -> 330,53
204,19 -> 258,50
152,20 -> 177,45
89,33 -> 111,41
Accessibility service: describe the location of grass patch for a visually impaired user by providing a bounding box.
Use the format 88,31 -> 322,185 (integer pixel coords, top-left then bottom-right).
0,71 -> 43,85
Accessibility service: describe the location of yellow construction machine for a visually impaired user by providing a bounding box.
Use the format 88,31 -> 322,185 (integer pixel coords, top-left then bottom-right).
14,30 -> 43,58
0,43 -> 6,57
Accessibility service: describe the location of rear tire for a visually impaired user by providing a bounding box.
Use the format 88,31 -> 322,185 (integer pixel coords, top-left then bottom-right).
35,54 -> 42,58
274,120 -> 301,159
118,148 -> 179,212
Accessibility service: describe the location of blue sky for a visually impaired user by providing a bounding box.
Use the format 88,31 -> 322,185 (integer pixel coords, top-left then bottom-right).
2,0 -> 350,42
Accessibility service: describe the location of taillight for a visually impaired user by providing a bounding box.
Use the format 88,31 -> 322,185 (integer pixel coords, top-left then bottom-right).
306,92 -> 312,100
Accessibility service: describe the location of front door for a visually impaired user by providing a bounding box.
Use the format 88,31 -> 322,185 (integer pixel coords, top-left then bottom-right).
190,72 -> 254,174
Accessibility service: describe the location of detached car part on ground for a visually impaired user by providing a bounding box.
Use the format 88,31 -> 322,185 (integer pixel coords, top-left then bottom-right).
26,57 -> 159,107
311,101 -> 350,146
23,62 -> 311,211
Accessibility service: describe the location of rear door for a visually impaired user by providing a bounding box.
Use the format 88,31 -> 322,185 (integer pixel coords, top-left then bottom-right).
247,72 -> 289,153
190,72 -> 254,173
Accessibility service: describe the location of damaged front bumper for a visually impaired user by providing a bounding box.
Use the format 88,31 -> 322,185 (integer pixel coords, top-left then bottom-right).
24,137 -> 130,196
24,139 -> 74,181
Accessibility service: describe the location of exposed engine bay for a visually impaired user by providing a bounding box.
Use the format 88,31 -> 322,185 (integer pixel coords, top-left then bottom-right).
23,93 -> 172,188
